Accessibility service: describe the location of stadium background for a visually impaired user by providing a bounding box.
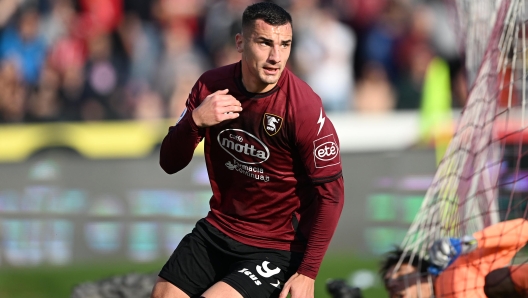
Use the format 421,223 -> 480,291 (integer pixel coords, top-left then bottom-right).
0,0 -> 472,297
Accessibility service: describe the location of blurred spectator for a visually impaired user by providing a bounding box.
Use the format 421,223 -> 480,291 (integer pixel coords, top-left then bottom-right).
152,0 -> 205,31
358,0 -> 407,84
0,0 -> 23,28
394,4 -> 435,110
80,33 -> 128,120
203,0 -> 250,60
58,62 -> 85,121
394,43 -> 434,110
292,3 -> 356,111
452,65 -> 468,108
212,42 -> 241,68
124,0 -> 154,21
354,62 -> 395,113
0,60 -> 26,122
26,62 -> 61,121
75,0 -> 123,39
0,0 -> 464,123
117,13 -> 161,86
346,0 -> 389,31
427,1 -> 458,62
133,86 -> 164,120
39,0 -> 76,47
0,4 -> 47,85
154,21 -> 210,119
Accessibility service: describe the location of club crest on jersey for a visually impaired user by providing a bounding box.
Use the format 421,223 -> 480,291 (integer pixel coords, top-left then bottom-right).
263,113 -> 283,136
313,134 -> 340,168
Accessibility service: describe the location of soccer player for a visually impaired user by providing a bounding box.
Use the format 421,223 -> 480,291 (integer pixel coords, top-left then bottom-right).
151,2 -> 344,298
380,218 -> 528,298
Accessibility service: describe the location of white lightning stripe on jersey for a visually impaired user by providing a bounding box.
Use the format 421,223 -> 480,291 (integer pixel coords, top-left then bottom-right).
176,108 -> 187,125
317,108 -> 325,136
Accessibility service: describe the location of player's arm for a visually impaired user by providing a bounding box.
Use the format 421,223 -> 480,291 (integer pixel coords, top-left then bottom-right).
159,80 -> 203,174
297,177 -> 344,278
159,86 -> 241,174
279,100 -> 344,298
295,113 -> 344,279
484,266 -> 528,298
280,178 -> 344,298
159,107 -> 203,174
473,218 -> 528,250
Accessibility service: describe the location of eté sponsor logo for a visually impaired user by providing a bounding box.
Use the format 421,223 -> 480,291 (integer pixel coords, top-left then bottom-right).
313,134 -> 340,168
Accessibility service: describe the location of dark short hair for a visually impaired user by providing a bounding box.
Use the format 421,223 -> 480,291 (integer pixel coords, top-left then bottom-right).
379,246 -> 431,282
242,2 -> 292,31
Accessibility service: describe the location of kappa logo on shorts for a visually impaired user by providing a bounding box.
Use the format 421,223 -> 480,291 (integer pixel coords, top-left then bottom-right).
237,261 -> 282,287
257,261 -> 282,289
263,113 -> 283,136
256,261 -> 281,277
238,268 -> 262,286
313,134 -> 340,168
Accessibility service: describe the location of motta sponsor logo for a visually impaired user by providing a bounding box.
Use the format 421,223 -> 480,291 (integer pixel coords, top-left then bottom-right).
313,134 -> 340,168
217,129 -> 270,164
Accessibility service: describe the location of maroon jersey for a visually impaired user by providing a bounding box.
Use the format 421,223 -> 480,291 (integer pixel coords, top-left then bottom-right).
160,62 -> 344,278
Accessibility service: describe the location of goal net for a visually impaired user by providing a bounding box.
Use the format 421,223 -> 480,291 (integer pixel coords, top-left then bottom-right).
395,0 -> 528,296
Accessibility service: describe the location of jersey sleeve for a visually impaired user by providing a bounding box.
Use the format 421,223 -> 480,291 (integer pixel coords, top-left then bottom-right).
509,264 -> 528,294
159,79 -> 205,174
293,100 -> 342,184
462,218 -> 528,267
293,97 -> 344,278
296,177 -> 344,279
473,218 -> 528,251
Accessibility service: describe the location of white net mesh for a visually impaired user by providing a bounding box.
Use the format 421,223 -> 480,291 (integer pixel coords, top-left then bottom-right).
452,0 -> 502,84
394,1 -> 528,297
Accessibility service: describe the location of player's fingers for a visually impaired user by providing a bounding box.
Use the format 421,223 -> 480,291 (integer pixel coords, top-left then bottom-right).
220,112 -> 240,121
219,105 -> 243,114
206,89 -> 230,103
216,95 -> 242,106
213,88 -> 229,95
278,284 -> 291,298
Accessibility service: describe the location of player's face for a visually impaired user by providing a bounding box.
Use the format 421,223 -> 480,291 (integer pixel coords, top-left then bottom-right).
384,264 -> 433,298
236,19 -> 292,93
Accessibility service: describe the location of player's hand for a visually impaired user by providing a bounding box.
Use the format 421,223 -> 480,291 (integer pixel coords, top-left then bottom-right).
279,273 -> 314,298
428,235 -> 477,275
192,89 -> 242,128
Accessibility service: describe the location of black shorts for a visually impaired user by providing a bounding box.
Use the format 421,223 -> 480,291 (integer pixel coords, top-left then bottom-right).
159,218 -> 304,298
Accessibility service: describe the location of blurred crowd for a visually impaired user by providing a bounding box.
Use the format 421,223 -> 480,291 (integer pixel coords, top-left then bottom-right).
0,0 -> 468,123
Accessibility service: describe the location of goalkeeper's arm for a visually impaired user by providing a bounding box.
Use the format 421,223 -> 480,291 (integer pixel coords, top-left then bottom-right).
428,218 -> 528,275
473,218 -> 528,250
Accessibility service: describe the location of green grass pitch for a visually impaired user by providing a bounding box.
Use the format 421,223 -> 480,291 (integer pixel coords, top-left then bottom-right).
0,253 -> 387,298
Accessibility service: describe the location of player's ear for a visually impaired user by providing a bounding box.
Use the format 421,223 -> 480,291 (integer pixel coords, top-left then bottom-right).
235,33 -> 244,53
